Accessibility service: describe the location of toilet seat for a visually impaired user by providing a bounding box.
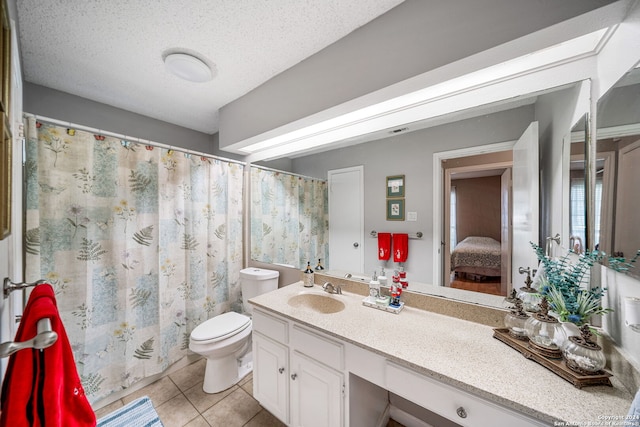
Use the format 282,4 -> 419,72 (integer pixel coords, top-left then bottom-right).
190,311 -> 251,343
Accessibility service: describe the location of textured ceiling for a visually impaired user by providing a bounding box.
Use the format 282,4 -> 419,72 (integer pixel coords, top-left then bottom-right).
17,0 -> 404,134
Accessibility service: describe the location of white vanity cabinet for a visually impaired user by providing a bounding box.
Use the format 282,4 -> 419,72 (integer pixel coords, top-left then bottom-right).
385,362 -> 545,427
252,309 -> 345,427
252,306 -> 545,427
253,332 -> 289,424
290,351 -> 344,426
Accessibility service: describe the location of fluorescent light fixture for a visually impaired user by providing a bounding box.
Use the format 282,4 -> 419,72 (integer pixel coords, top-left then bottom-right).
238,28 -> 608,159
164,53 -> 212,83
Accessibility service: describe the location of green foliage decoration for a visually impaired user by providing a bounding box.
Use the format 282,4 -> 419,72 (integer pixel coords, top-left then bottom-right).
531,242 -> 612,325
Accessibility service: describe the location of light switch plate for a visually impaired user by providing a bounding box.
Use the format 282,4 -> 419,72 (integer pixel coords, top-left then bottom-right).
407,211 -> 417,221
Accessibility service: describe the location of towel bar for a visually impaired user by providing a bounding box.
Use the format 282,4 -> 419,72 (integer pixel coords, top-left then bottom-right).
370,230 -> 423,239
0,318 -> 58,358
3,277 -> 48,299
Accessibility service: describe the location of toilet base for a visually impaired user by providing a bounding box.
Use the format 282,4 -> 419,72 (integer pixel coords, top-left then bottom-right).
202,351 -> 253,394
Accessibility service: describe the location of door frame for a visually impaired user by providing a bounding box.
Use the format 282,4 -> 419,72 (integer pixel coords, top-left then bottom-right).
328,165 -> 364,274
433,141 -> 516,286
442,162 -> 512,292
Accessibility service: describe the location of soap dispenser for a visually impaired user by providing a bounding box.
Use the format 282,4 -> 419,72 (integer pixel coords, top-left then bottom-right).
369,271 -> 380,300
303,262 -> 314,287
378,268 -> 388,289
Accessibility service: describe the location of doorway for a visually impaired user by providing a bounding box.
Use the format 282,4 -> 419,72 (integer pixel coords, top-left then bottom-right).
443,154 -> 512,296
432,121 -> 540,297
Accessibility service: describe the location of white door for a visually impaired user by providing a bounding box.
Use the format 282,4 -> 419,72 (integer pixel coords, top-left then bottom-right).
253,333 -> 290,424
500,168 -> 512,294
512,122 -> 539,286
1,27 -> 23,377
614,137 -> 640,259
328,166 -> 363,273
290,351 -> 344,427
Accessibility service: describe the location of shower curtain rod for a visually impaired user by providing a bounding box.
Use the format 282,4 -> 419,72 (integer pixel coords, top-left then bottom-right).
24,113 -> 247,166
249,164 -> 326,182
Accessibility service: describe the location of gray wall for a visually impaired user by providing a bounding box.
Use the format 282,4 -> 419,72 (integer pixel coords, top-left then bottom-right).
23,83 -> 242,159
219,0 -> 616,148
291,105 -> 535,284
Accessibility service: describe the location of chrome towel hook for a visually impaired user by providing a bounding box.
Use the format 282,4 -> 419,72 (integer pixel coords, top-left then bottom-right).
3,278 -> 48,299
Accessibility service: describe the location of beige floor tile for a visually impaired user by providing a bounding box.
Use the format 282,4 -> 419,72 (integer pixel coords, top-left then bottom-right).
155,393 -> 200,427
240,378 -> 253,397
183,415 -> 211,427
244,409 -> 287,427
201,388 -> 261,427
122,376 -> 181,406
184,381 -> 238,413
170,358 -> 207,391
93,399 -> 124,420
238,371 -> 252,387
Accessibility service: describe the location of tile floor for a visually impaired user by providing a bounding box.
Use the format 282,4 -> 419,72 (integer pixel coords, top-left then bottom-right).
93,357 -> 407,427
93,358 -> 286,427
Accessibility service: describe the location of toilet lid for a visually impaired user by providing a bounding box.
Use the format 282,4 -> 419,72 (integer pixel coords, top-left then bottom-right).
191,311 -> 251,342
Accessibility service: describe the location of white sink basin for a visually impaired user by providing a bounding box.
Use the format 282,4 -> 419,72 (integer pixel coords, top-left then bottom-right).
287,292 -> 346,314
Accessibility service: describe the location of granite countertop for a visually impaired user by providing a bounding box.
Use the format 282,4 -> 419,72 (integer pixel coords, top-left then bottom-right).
249,282 -> 634,425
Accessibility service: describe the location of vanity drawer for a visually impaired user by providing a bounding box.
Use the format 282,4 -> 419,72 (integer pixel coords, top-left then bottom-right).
291,324 -> 344,370
385,362 -> 544,427
252,309 -> 288,344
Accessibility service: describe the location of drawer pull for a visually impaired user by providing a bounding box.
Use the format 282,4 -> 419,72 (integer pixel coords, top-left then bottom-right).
279,367 -> 285,374
456,407 -> 467,419
291,373 -> 298,380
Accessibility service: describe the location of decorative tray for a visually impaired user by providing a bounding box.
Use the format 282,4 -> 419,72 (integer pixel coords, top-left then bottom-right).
493,328 -> 612,389
362,297 -> 404,314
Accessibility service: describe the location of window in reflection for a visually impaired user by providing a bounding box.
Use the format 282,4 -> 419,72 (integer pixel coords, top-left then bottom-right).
569,164 -> 602,253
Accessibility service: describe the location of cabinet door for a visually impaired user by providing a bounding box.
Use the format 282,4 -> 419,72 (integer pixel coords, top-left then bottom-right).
253,333 -> 289,424
290,351 -> 344,427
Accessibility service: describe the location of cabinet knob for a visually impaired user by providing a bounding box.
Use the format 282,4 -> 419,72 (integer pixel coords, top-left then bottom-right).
353,242 -> 359,248
456,407 -> 467,419
278,367 -> 285,374
291,373 -> 297,380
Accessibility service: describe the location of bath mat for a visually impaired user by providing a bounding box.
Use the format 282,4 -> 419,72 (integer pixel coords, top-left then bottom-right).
96,396 -> 164,427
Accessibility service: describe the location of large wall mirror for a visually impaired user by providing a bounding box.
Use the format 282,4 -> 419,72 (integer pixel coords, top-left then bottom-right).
248,9 -> 640,310
255,80 -> 590,310
593,65 -> 640,278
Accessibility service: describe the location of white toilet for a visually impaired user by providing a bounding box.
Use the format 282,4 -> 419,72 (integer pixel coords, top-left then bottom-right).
189,267 -> 279,393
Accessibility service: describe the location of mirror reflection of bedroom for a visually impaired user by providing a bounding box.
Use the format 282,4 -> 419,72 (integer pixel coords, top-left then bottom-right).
443,151 -> 512,296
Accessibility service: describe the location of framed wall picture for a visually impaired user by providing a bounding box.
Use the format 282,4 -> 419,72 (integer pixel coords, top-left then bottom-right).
386,175 -> 405,198
386,198 -> 404,221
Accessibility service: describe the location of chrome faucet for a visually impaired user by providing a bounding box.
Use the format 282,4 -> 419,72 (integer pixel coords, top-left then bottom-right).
322,282 -> 342,295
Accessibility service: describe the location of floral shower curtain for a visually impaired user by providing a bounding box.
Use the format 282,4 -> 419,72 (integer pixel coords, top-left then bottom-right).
250,166 -> 328,269
24,116 -> 244,403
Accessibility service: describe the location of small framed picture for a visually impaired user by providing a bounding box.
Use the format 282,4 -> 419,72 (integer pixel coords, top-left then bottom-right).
386,199 -> 405,221
386,175 -> 405,198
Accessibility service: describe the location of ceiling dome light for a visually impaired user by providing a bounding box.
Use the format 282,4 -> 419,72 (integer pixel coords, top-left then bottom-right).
164,53 -> 212,83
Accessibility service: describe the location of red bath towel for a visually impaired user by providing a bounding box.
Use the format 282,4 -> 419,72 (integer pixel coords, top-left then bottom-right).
0,284 -> 96,427
393,233 -> 409,263
378,232 -> 392,261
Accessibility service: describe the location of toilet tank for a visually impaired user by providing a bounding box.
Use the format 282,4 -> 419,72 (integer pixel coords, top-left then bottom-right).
240,268 -> 279,314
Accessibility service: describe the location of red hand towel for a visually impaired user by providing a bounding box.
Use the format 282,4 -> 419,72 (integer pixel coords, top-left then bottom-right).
0,284 -> 96,427
377,232 -> 392,261
393,233 -> 409,263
